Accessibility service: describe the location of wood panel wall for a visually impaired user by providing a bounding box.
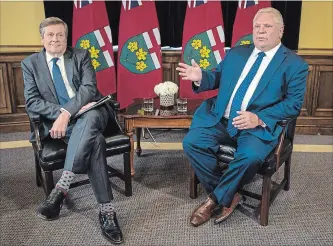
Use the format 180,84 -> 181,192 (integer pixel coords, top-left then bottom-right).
0,50 -> 332,135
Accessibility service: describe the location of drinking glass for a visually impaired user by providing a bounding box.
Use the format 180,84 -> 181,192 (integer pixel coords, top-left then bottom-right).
177,98 -> 187,113
143,98 -> 154,113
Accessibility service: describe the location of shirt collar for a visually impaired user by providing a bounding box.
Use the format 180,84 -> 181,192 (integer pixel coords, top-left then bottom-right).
253,42 -> 282,59
46,52 -> 64,64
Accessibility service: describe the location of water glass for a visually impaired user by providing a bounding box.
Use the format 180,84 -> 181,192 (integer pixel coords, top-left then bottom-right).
143,98 -> 154,113
177,98 -> 187,113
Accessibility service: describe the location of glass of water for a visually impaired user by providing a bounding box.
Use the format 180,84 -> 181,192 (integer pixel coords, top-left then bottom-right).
177,98 -> 187,113
143,98 -> 154,113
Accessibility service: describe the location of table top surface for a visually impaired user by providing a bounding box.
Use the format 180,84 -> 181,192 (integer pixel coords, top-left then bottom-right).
123,98 -> 203,119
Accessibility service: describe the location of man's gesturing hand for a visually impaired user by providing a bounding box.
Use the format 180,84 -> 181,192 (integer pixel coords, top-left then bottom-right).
176,59 -> 202,82
50,111 -> 71,139
232,111 -> 260,130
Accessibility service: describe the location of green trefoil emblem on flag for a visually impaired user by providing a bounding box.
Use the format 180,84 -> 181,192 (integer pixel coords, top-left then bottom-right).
75,32 -> 109,72
235,34 -> 253,46
120,34 -> 156,74
184,32 -> 217,71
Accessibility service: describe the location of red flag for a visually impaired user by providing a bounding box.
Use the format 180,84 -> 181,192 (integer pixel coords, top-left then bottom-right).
232,0 -> 271,47
180,0 -> 226,99
72,0 -> 116,95
117,0 -> 162,109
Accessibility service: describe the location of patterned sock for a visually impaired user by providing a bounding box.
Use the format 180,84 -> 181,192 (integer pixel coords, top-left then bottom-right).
100,202 -> 115,214
55,170 -> 76,193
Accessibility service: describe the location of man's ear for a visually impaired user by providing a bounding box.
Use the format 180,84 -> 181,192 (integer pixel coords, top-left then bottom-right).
279,26 -> 284,39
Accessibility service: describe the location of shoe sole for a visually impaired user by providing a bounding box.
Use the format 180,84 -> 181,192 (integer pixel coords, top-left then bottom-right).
100,230 -> 124,244
214,197 -> 245,225
36,211 -> 59,221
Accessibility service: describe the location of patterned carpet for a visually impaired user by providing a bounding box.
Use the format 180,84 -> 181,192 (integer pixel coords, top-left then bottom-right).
0,131 -> 332,245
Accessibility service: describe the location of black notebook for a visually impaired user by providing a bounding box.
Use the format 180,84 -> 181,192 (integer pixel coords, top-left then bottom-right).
74,94 -> 113,119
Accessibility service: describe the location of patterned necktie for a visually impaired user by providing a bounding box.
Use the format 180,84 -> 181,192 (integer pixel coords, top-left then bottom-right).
52,57 -> 70,106
227,51 -> 266,137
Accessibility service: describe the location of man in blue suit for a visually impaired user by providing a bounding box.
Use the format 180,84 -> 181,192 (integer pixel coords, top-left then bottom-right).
177,7 -> 308,227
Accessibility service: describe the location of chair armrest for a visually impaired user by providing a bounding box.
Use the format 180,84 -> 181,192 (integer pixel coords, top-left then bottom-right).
104,99 -> 123,133
274,118 -> 294,171
277,119 -> 288,127
29,115 -> 43,152
109,99 -> 120,111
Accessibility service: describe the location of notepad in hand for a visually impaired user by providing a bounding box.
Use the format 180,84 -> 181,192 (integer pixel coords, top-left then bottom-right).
74,94 -> 113,119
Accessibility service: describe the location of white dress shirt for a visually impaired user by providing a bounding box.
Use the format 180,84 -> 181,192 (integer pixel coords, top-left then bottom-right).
224,43 -> 281,119
46,52 -> 76,99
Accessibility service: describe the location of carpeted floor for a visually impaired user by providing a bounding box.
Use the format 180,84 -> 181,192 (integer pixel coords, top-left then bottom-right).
0,131 -> 332,245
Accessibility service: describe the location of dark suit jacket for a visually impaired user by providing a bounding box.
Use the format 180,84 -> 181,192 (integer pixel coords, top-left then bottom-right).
191,44 -> 309,141
22,47 -> 107,142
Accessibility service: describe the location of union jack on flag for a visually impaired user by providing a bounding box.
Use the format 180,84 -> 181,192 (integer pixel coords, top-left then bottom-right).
122,0 -> 142,11
187,0 -> 207,8
73,0 -> 93,8
239,0 -> 259,9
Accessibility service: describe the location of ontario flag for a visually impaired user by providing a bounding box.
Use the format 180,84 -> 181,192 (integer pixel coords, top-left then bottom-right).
72,0 -> 116,95
117,0 -> 162,109
232,0 -> 271,47
180,0 -> 226,99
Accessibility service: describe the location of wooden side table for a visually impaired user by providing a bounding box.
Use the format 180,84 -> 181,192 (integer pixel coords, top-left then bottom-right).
123,98 -> 202,176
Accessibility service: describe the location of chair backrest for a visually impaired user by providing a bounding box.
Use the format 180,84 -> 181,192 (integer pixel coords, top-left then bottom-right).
286,117 -> 297,143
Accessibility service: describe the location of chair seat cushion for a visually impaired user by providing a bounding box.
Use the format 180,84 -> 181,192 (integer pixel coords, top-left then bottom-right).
38,134 -> 130,171
216,139 -> 292,176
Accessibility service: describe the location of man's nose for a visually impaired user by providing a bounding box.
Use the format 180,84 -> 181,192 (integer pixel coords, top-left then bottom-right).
259,26 -> 266,33
52,35 -> 59,42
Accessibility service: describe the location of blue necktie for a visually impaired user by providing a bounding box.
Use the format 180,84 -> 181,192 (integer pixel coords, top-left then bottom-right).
52,57 -> 70,106
227,52 -> 266,137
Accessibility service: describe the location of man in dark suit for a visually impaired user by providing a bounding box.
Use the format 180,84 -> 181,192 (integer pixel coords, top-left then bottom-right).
22,17 -> 123,244
177,7 -> 308,227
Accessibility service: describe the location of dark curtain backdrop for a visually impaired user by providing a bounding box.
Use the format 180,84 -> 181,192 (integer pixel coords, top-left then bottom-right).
44,1 -> 302,50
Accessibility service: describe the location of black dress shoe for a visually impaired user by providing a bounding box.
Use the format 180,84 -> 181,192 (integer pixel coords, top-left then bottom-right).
99,211 -> 124,244
37,188 -> 66,221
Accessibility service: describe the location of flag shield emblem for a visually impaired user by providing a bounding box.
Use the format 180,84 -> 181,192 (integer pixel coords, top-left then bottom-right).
184,32 -> 218,71
75,32 -> 110,72
234,34 -> 253,46
119,34 -> 156,74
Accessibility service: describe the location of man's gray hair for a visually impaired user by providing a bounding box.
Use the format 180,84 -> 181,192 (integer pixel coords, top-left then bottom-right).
39,17 -> 68,38
253,7 -> 284,27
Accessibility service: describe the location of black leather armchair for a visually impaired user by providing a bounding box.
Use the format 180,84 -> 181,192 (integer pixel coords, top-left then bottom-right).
189,118 -> 297,226
30,100 -> 132,197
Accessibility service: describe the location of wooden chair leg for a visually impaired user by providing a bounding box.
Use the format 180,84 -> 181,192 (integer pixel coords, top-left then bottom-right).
123,152 -> 132,197
260,175 -> 271,226
44,171 -> 55,196
190,168 -> 198,199
283,156 -> 291,191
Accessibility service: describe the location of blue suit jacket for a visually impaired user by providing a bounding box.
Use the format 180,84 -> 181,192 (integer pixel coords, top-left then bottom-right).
191,44 -> 309,141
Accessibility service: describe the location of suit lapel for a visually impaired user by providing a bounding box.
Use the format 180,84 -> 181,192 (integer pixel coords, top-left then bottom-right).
247,44 -> 287,107
226,45 -> 254,97
64,49 -> 75,90
37,50 -> 59,101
